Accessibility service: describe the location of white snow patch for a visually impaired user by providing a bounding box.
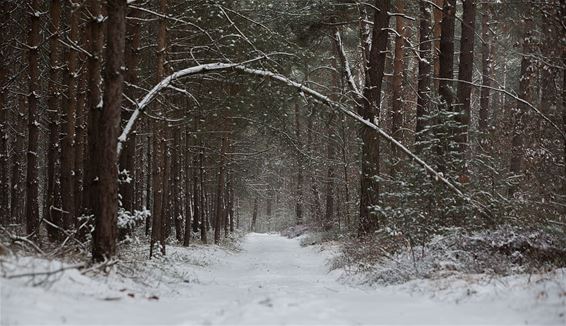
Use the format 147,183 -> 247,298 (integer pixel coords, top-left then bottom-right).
1,233 -> 565,325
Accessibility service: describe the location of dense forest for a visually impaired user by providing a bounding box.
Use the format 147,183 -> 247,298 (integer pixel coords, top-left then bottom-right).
0,0 -> 566,319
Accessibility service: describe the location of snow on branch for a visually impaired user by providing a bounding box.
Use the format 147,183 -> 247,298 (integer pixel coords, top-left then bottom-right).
334,29 -> 362,98
118,60 -> 490,217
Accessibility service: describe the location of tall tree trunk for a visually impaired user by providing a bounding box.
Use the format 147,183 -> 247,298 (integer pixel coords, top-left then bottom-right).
214,135 -> 227,244
60,0 -> 80,231
150,0 -> 168,257
228,174 -> 234,233
84,0 -> 104,217
390,1 -> 406,172
432,0 -> 444,89
183,128 -> 192,246
74,61 -> 87,219
478,5 -> 492,136
25,0 -> 42,237
455,0 -> 476,162
250,197 -> 258,232
11,94 -> 26,224
415,0 -> 433,153
172,128 -> 183,241
294,103 -> 304,224
0,1 -> 9,224
324,113 -> 335,225
46,0 -> 63,240
119,6 -> 141,214
199,142 -> 208,244
436,0 -> 456,171
358,0 -> 391,236
91,0 -> 126,262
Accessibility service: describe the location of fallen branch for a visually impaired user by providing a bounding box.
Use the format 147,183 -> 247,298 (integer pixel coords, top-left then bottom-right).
4,263 -> 86,279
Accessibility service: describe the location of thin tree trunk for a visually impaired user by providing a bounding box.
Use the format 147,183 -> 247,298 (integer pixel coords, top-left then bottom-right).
390,1 -> 406,173
294,103 -> 304,224
183,128 -> 192,246
478,5 -> 492,136
173,128 -> 183,241
250,197 -> 258,232
199,142 -> 207,244
60,0 -> 80,231
432,0 -> 444,89
25,0 -> 42,237
415,0 -> 433,153
150,0 -> 168,257
46,0 -> 63,240
324,113 -> 335,225
214,135 -> 227,244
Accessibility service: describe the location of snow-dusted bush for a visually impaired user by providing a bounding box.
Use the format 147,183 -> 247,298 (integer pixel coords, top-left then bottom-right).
333,225 -> 566,285
118,208 -> 150,231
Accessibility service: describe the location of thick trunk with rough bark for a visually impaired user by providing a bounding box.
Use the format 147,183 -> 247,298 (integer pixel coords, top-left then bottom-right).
358,0 -> 390,236
436,0 -> 456,171
0,1 -> 9,224
84,0 -> 104,216
91,0 -> 126,262
455,0 -> 476,158
119,6 -> 141,213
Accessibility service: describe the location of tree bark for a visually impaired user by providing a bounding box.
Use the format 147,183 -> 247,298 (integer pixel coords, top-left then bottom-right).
183,128 -> 192,246
455,0 -> 476,159
91,0 -> 126,262
390,1 -> 406,172
60,0 -> 80,231
436,0 -> 456,171
25,0 -> 42,237
214,135 -> 227,244
119,6 -> 141,214
250,197 -> 258,232
150,0 -> 168,257
46,0 -> 63,240
84,0 -> 104,217
0,1 -> 9,224
478,5 -> 492,136
415,0 -> 433,153
358,0 -> 391,236
295,103 -> 304,224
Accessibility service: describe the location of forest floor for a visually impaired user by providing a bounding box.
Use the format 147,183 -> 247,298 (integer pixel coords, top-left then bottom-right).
1,232 -> 565,325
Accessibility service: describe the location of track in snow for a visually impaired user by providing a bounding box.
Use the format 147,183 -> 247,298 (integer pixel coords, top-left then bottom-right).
3,233 -> 560,325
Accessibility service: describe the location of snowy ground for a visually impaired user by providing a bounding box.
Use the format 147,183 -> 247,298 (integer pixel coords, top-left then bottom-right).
1,233 -> 565,325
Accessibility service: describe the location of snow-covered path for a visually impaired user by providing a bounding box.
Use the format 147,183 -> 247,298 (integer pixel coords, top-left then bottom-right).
2,233 -> 564,325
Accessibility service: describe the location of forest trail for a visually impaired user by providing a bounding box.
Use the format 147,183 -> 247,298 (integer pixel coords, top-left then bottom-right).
3,233 -> 561,325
